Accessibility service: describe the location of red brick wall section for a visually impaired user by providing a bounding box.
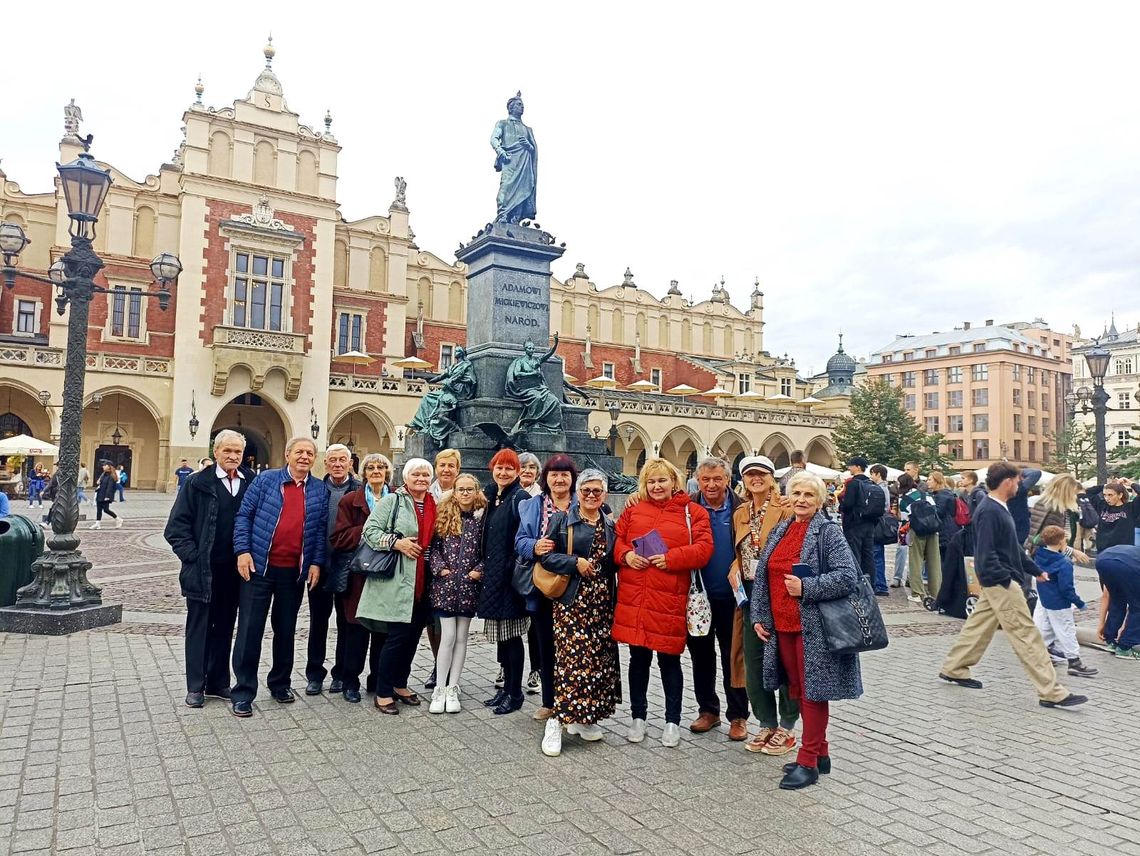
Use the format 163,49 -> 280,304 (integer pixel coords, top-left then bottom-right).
199,200 -> 318,353
87,259 -> 177,358
405,322 -> 718,391
0,274 -> 52,337
331,289 -> 387,377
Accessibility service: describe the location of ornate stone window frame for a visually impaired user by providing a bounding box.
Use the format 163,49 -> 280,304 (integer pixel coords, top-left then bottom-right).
219,197 -> 306,334
103,284 -> 149,345
335,307 -> 368,355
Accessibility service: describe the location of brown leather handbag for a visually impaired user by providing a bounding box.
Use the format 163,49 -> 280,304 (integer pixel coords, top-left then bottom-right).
532,518 -> 572,599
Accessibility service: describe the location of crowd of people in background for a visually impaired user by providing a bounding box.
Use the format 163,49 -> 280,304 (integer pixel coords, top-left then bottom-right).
114,431 -> 1140,789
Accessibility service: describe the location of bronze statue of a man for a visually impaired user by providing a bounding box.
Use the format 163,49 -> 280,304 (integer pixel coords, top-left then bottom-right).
491,92 -> 538,225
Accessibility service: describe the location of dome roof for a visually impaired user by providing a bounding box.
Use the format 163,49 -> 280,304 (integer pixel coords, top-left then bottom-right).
825,334 -> 856,375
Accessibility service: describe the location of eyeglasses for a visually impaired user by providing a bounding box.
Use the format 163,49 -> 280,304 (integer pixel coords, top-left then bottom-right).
579,487 -> 604,497
455,487 -> 478,493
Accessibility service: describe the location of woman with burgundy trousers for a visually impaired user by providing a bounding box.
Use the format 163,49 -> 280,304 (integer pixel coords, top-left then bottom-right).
751,470 -> 863,790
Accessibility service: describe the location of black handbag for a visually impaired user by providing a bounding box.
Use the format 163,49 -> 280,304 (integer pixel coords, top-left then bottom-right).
814,522 -> 889,655
349,495 -> 401,579
872,512 -> 900,545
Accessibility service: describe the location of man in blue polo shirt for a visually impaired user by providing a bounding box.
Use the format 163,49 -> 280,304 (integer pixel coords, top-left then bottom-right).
687,456 -> 750,741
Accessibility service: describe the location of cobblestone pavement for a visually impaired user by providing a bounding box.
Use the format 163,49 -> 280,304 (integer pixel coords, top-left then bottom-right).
2,494 -> 1139,855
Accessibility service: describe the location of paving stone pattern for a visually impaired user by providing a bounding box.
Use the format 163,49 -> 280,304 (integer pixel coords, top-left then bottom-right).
1,494 -> 1138,855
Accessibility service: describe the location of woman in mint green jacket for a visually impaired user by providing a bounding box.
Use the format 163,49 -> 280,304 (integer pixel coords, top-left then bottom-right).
359,458 -> 437,714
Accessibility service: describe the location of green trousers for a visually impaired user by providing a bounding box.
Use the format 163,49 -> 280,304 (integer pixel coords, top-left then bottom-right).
742,580 -> 800,730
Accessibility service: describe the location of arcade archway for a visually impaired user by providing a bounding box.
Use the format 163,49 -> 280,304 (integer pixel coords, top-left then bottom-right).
210,393 -> 288,470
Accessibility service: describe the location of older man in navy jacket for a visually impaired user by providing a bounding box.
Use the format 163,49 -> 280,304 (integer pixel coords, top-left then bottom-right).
230,436 -> 328,717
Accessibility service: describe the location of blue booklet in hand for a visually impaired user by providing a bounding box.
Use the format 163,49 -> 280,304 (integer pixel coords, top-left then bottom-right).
633,529 -> 668,558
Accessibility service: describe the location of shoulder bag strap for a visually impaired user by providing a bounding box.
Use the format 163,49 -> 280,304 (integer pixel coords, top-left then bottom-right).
816,518 -> 830,574
684,503 -> 692,544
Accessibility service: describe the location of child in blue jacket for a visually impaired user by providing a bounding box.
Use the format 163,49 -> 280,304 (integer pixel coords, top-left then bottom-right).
1033,526 -> 1097,678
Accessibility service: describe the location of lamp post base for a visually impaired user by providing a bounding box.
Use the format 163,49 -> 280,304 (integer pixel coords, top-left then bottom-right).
0,602 -> 122,635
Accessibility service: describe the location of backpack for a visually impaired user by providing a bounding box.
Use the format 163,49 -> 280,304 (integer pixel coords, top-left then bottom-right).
953,496 -> 971,527
873,511 -> 900,545
908,493 -> 942,537
857,480 -> 886,521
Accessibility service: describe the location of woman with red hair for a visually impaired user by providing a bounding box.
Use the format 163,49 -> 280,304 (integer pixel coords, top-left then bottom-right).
478,448 -> 531,714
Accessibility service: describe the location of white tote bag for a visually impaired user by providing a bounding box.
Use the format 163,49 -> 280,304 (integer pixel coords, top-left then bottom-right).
682,505 -> 712,636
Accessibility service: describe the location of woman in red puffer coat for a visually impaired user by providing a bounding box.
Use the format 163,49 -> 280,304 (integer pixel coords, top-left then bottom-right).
613,458 -> 713,748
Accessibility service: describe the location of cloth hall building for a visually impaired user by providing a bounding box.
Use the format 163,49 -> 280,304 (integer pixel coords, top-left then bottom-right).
0,44 -> 839,489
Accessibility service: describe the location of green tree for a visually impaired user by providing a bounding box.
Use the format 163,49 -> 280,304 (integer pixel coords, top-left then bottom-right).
1049,423 -> 1097,480
1108,445 -> 1140,480
832,380 -> 952,470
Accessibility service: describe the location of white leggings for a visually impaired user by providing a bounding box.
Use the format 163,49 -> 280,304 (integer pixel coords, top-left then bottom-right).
435,616 -> 473,689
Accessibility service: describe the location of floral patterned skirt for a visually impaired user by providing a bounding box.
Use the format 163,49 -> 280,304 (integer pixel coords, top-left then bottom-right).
552,577 -> 620,724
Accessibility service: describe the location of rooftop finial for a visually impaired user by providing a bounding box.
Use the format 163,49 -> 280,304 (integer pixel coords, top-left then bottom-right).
324,109 -> 332,133
837,331 -> 845,353
194,75 -> 204,105
622,267 -> 635,288
264,34 -> 275,69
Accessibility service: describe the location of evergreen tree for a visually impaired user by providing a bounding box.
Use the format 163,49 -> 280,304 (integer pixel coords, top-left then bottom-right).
1049,423 -> 1098,480
832,380 -> 951,470
1108,445 -> 1140,480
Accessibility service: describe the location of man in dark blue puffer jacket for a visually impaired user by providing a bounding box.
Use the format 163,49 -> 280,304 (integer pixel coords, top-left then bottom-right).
230,436 -> 329,717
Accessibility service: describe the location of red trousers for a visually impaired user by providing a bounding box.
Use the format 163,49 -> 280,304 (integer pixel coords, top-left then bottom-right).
777,630 -> 829,769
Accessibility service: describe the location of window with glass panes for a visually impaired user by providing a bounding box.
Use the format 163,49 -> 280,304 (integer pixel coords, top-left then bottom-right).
923,369 -> 938,385
975,439 -> 989,458
1120,392 -> 1133,410
650,368 -> 662,389
603,362 -> 615,380
232,252 -> 287,331
973,413 -> 989,431
439,344 -> 454,370
972,364 -> 988,381
780,378 -> 793,396
924,416 -> 939,433
948,415 -> 964,432
948,390 -> 963,408
947,366 -> 962,383
924,392 -> 938,409
15,300 -> 36,334
972,388 -> 988,406
111,286 -> 143,339
336,312 -> 364,354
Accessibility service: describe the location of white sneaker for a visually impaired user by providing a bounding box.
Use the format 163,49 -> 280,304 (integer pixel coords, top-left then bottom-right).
661,723 -> 681,748
89,522 -> 101,530
627,718 -> 647,743
444,685 -> 461,713
428,686 -> 445,714
541,718 -> 562,757
114,518 -> 123,529
567,723 -> 604,742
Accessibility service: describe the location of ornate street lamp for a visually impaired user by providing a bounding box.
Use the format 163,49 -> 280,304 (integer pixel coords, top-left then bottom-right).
607,400 -> 621,456
310,400 -> 321,441
188,391 -> 200,439
0,135 -> 182,634
1083,342 -> 1111,483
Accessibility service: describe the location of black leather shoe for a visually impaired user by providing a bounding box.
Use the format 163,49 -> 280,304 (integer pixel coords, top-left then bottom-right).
329,678 -> 344,694
231,701 -> 253,718
784,756 -> 830,775
484,689 -> 508,708
343,688 -> 361,703
938,673 -> 983,689
1039,693 -> 1088,709
305,680 -> 322,696
779,764 -> 819,790
394,691 -> 421,706
204,686 -> 231,700
424,667 -> 437,691
272,688 -> 296,703
185,691 -> 205,708
492,694 -> 525,715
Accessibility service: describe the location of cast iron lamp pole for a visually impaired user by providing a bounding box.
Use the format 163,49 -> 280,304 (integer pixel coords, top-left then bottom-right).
0,136 -> 181,622
1083,343 -> 1111,485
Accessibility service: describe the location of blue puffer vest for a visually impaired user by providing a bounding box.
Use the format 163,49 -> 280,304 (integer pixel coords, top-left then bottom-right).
234,467 -> 329,576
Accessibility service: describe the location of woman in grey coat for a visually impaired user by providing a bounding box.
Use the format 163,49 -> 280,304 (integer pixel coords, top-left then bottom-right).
751,470 -> 863,790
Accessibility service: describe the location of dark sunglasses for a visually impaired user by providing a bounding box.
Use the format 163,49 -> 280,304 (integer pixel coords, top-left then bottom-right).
579,487 -> 604,497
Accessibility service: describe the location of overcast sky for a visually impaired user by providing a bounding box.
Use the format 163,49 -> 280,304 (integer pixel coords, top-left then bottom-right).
5,2 -> 1139,375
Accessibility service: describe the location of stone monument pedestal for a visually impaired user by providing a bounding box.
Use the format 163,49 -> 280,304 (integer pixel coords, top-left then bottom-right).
400,221 -> 623,480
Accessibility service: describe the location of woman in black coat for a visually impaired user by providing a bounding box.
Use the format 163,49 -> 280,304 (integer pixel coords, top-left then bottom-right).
91,461 -> 121,529
478,448 -> 530,714
928,472 -> 961,561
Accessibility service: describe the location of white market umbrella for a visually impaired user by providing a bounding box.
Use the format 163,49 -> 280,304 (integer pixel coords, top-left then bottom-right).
391,355 -> 433,371
0,434 -> 59,457
735,389 -> 765,402
766,393 -> 793,402
586,375 -> 618,389
626,379 -> 658,392
702,385 -> 732,396
773,461 -> 841,480
666,384 -> 700,396
797,396 -> 824,405
332,350 -> 376,366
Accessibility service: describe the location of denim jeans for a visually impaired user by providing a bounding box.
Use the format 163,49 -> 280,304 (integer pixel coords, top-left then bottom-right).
872,544 -> 888,592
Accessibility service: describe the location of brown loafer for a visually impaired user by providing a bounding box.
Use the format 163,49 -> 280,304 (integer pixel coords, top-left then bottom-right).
533,707 -> 555,721
728,719 -> 748,741
394,691 -> 421,706
688,712 -> 722,733
374,698 -> 400,715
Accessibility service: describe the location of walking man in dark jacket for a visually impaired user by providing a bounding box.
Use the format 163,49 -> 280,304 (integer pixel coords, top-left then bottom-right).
305,443 -> 360,696
163,430 -> 254,708
839,456 -> 878,581
939,462 -> 1087,709
230,436 -> 328,717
